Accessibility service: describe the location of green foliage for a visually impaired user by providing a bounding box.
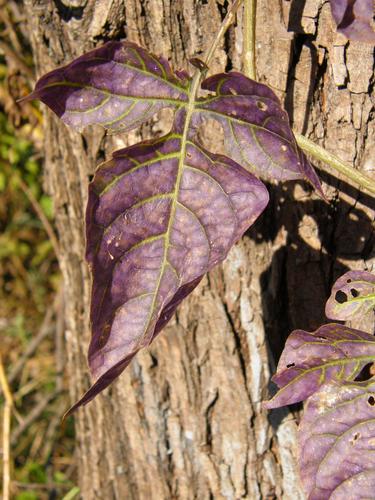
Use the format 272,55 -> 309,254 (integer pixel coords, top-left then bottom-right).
20,461 -> 48,483
0,73 -> 73,498
0,9 -> 76,497
62,487 -> 81,500
15,492 -> 39,500
0,111 -> 59,324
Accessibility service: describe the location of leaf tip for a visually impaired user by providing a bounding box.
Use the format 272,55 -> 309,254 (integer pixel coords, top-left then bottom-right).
262,399 -> 275,410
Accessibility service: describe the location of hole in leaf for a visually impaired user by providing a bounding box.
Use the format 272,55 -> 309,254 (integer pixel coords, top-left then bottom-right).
286,363 -> 295,368
350,432 -> 361,445
368,396 -> 375,406
350,288 -> 359,297
256,100 -> 268,111
355,363 -> 374,382
197,119 -> 225,155
317,335 -> 327,340
347,278 -> 352,283
335,290 -> 347,304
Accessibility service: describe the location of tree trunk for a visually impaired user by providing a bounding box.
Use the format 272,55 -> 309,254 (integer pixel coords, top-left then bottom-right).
23,0 -> 374,498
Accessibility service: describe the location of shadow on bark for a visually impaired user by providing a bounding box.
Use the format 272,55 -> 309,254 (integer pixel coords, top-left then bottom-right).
244,173 -> 374,430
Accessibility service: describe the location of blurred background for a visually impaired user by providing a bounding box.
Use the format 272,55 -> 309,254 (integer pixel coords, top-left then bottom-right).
0,2 -> 77,498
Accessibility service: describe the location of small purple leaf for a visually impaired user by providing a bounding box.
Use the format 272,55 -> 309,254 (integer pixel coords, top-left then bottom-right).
199,72 -> 324,195
24,41 -> 189,132
264,324 -> 375,409
298,379 -> 375,499
329,0 -> 375,44
68,133 -> 269,412
326,270 -> 375,321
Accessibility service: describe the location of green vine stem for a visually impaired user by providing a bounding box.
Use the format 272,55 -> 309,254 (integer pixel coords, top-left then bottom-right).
205,0 -> 243,68
243,0 -> 257,79
295,134 -> 375,196
187,0 -> 244,147
242,0 -> 375,197
177,0 -> 244,201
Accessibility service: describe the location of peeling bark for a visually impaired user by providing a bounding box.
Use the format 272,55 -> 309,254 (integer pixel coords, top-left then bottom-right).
23,1 -> 374,498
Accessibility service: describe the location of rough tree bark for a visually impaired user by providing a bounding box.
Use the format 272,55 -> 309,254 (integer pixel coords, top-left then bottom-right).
23,1 -> 374,498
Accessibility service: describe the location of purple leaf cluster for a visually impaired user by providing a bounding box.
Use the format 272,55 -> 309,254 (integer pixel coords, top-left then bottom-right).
266,270 -> 375,498
329,0 -> 375,43
264,323 -> 375,409
27,42 -> 323,190
26,41 -> 324,411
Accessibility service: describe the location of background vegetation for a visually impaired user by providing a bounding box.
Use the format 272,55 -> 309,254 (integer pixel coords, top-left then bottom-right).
0,2 -> 76,498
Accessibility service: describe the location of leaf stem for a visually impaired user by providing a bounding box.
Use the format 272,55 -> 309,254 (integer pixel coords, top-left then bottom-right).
295,134 -> 375,196
243,0 -> 257,79
204,0 -> 244,68
177,0 -> 245,228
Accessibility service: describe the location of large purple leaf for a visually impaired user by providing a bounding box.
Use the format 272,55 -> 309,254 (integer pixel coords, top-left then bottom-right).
326,270 -> 375,321
24,41 -> 190,132
264,323 -> 375,409
298,379 -> 375,499
198,72 -> 324,194
329,0 -> 375,44
25,41 -> 323,194
67,133 -> 269,411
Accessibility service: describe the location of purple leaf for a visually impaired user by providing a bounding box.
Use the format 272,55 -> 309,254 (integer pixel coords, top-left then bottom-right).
326,270 -> 375,321
24,41 -> 190,132
67,133 -> 269,412
199,72 -> 324,194
329,0 -> 375,44
264,323 -> 375,409
298,379 -> 375,499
